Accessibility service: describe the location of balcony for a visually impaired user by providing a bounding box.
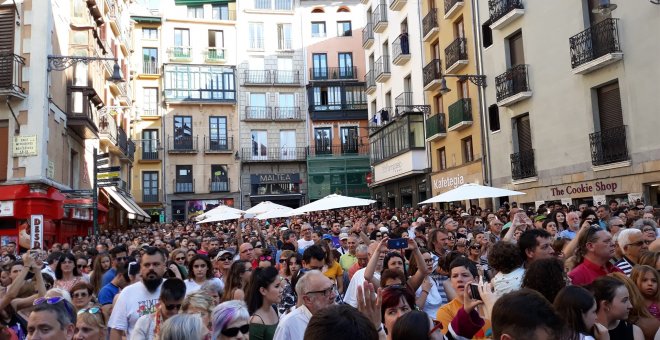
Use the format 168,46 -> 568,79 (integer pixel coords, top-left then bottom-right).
275,107 -> 302,120
241,147 -> 308,162
422,9 -> 439,42
168,135 -> 199,153
309,67 -> 358,81
589,125 -> 629,166
488,0 -> 524,30
444,0 -> 464,19
274,70 -> 300,85
167,46 -> 192,62
2,54 -> 28,98
495,64 -> 532,106
138,141 -> 161,162
244,106 -> 272,121
163,65 -> 236,103
142,190 -> 159,203
98,112 -> 117,146
368,107 -> 393,130
140,108 -> 159,118
244,70 -> 271,85
174,179 -> 194,193
66,86 -> 102,139
570,18 -> 622,75
204,48 -> 226,63
426,113 -> 447,141
445,37 -> 468,73
142,61 -> 159,75
375,56 -> 390,83
389,0 -> 406,11
309,144 -> 369,157
210,178 -> 230,192
365,70 -> 376,94
510,149 -> 537,180
447,98 -> 472,131
423,59 -> 442,91
121,139 -> 136,162
395,92 -> 414,113
214,10 -> 236,21
392,34 -> 411,65
372,3 -> 388,33
362,23 -> 374,49
204,136 -> 233,153
249,39 -> 264,50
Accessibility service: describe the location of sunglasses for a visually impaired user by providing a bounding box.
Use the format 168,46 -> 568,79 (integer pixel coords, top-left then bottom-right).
73,292 -> 89,298
175,257 -> 185,261
218,256 -> 232,262
259,256 -> 272,261
34,297 -> 74,319
470,245 -> 482,250
279,259 -> 287,263
165,303 -> 182,310
221,324 -> 249,337
78,306 -> 101,315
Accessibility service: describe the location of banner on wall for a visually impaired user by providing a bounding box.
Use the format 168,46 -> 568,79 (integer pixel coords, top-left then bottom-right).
561,198 -> 572,206
187,199 -> 235,219
627,193 -> 642,204
30,215 -> 44,250
592,195 -> 607,207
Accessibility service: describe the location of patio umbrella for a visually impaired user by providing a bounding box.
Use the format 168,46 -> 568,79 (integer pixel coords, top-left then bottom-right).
196,211 -> 242,224
196,205 -> 244,221
288,194 -> 376,216
256,206 -> 294,220
245,201 -> 290,215
419,183 -> 526,204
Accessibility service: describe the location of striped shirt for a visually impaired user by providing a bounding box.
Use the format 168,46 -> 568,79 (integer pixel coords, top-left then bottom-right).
615,256 -> 634,276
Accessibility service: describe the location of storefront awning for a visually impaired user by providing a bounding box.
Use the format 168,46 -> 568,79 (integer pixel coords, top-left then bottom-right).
102,187 -> 150,221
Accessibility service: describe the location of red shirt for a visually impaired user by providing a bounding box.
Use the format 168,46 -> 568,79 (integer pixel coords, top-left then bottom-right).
568,257 -> 623,286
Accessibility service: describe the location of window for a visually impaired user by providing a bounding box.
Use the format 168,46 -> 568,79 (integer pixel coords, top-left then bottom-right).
278,93 -> 296,118
488,105 -> 500,132
462,136 -> 474,163
275,0 -> 293,10
142,88 -> 158,115
209,117 -> 228,150
313,86 -> 341,110
187,6 -> 203,18
337,6 -> 350,12
508,31 -> 525,66
338,53 -> 354,78
175,165 -> 193,193
142,28 -> 158,39
142,172 -> 159,202
255,0 -> 271,10
482,20 -> 493,48
142,129 -> 159,160
514,114 -> 532,152
249,22 -> 264,49
433,94 -> 443,114
596,82 -> 624,131
337,21 -> 352,36
280,130 -> 296,159
142,48 -> 158,74
340,126 -> 359,153
208,30 -> 224,48
312,53 -> 328,79
173,116 -> 193,150
174,28 -> 190,47
210,165 -> 228,192
312,22 -> 326,37
438,147 -> 447,170
163,65 -> 235,101
314,127 -> 332,154
212,4 -> 230,20
251,130 -> 267,160
277,23 -> 292,50
344,86 -> 367,109
311,8 -> 324,13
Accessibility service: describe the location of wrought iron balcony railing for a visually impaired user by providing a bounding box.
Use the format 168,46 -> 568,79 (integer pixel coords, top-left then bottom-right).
275,107 -> 302,120
362,23 -> 374,46
210,178 -> 230,192
140,140 -> 161,161
244,70 -> 271,85
444,0 -> 462,15
309,144 -> 369,157
372,3 -> 388,29
309,67 -> 358,81
448,98 -> 472,129
241,147 -> 308,162
142,61 -> 158,74
117,127 -> 128,155
569,18 -> 621,69
142,190 -> 159,203
510,148 -> 537,180
589,125 -> 629,166
375,56 -> 390,79
395,92 -> 413,109
141,108 -> 159,117
174,179 -> 195,193
365,70 -> 376,91
426,113 -> 446,138
392,34 -> 411,63
168,135 -> 199,153
274,70 -> 300,85
244,106 -> 272,120
488,0 -> 523,24
205,136 -> 233,152
423,59 -> 442,87
98,113 -> 118,145
445,37 -> 468,69
168,46 -> 192,60
249,39 -> 264,50
495,64 -> 531,102
204,48 -> 225,62
422,9 -> 439,38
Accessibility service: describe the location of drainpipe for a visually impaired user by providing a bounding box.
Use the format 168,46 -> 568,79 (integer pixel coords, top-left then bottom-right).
417,0 -> 432,199
471,0 -> 491,188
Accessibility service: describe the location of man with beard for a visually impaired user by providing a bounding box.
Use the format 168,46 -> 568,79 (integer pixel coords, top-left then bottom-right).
108,247 -> 167,340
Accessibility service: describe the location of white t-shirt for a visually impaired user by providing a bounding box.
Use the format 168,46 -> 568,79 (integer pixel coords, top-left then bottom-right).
416,279 -> 444,318
344,268 -> 380,308
272,305 -> 312,340
492,267 -> 525,297
107,281 -> 161,339
297,238 -> 315,252
184,277 -> 224,296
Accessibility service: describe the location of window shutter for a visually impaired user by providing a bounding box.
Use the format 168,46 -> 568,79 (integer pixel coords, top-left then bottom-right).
508,32 -> 525,66
0,7 -> 14,53
516,115 -> 532,151
597,83 -> 623,131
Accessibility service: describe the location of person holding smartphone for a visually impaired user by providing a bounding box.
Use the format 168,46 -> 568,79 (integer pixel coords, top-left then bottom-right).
363,236 -> 430,293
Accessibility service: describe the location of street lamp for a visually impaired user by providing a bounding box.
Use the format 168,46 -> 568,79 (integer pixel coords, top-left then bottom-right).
438,74 -> 487,94
592,0 -> 617,14
47,55 -> 124,82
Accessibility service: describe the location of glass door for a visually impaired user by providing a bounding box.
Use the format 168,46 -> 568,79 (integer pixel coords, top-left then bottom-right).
251,131 -> 268,160
341,126 -> 359,154
280,130 -> 296,160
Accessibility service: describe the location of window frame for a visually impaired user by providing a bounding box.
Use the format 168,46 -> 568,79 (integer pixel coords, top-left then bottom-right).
337,21 -> 352,37
311,21 -> 327,37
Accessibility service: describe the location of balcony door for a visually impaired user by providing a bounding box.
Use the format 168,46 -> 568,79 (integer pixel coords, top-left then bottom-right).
174,28 -> 190,48
208,30 -> 224,53
142,129 -> 158,160
312,53 -> 328,79
341,126 -> 359,154
277,57 -> 293,83
175,165 -> 193,193
338,53 -> 353,78
514,115 -> 532,153
251,130 -> 267,160
209,116 -> 228,150
314,127 -> 332,154
508,31 -> 525,67
278,93 -> 295,118
173,116 -> 192,149
211,164 -> 228,192
142,48 -> 158,73
280,130 -> 296,159
142,172 -> 158,202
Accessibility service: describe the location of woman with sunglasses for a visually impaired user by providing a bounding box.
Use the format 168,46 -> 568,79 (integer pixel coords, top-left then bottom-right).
169,249 -> 189,278
211,300 -> 250,340
409,248 -> 443,319
69,282 -> 94,311
74,305 -> 106,340
221,260 -> 252,302
277,253 -> 301,315
54,252 -> 86,291
245,267 -> 283,340
186,254 -> 224,296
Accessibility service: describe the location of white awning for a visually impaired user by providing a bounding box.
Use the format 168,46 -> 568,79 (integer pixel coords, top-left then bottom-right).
103,187 -> 150,221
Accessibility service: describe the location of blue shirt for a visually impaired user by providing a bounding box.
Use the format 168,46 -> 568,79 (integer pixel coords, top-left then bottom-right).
101,268 -> 116,288
98,282 -> 120,305
559,229 -> 577,240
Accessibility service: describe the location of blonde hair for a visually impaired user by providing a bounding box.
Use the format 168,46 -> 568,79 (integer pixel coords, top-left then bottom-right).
182,290 -> 213,314
77,305 -> 106,336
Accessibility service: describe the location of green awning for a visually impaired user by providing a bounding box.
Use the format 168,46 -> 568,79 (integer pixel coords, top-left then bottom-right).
174,0 -> 233,5
131,16 -> 162,23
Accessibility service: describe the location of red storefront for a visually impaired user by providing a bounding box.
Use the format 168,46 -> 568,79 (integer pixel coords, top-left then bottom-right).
0,183 -> 108,249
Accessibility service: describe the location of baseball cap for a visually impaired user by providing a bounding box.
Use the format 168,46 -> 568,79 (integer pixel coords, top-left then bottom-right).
460,212 -> 469,217
215,250 -> 233,260
322,234 -> 333,241
534,215 -> 547,222
339,233 -> 349,240
379,227 -> 389,233
280,226 -> 289,231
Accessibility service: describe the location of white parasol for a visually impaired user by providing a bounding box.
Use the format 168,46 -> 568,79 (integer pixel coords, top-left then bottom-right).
288,194 -> 376,216
419,183 -> 526,204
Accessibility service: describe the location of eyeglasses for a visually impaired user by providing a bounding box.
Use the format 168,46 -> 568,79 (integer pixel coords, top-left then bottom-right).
611,224 -> 625,228
376,234 -> 382,237
165,303 -> 182,311
306,284 -> 336,297
221,324 -> 249,337
34,297 -> 74,320
73,292 -> 89,299
470,245 -> 482,250
218,257 -> 232,262
175,257 -> 185,261
627,240 -> 645,247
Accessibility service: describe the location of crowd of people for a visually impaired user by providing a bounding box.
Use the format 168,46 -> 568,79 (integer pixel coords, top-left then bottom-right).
1,199 -> 660,340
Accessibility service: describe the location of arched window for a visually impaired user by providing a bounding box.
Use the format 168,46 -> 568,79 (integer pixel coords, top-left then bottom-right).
337,7 -> 350,12
311,8 -> 324,13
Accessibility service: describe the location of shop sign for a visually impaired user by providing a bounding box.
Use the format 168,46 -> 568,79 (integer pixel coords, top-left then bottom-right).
373,150 -> 426,183
0,201 -> 13,217
72,208 -> 92,221
400,186 -> 413,195
30,215 -> 43,250
549,180 -> 619,197
433,175 -> 465,191
47,161 -> 54,179
251,173 -> 300,184
431,170 -> 482,195
12,136 -> 38,157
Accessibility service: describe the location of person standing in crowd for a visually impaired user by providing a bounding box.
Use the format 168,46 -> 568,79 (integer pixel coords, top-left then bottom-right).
517,229 -> 556,266
211,300 -> 250,340
54,253 -> 86,291
616,229 -> 648,277
569,226 -> 622,286
132,278 -> 186,340
69,282 -> 94,311
186,254 -> 224,296
221,260 -> 252,302
26,298 -> 76,340
101,246 -> 128,288
88,253 -> 111,296
159,313 -> 209,340
597,206 -> 611,230
560,212 -> 582,240
297,225 -> 315,255
553,286 -> 608,340
98,263 -> 129,320
74,305 -> 107,340
278,253 -> 301,315
108,247 -> 167,340
41,252 -> 62,281
630,265 -> 660,320
245,267 -> 282,340
181,291 -> 214,333
590,276 -> 644,340
491,289 -> 566,340
338,235 -> 358,272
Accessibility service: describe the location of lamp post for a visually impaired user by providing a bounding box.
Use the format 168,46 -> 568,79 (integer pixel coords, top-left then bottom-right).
47,54 -> 125,236
438,74 -> 487,94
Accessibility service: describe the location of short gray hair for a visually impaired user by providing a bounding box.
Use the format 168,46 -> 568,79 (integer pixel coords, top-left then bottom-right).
356,244 -> 368,254
160,314 -> 205,340
182,291 -> 214,314
618,228 -> 642,252
633,218 -> 658,231
295,269 -> 323,297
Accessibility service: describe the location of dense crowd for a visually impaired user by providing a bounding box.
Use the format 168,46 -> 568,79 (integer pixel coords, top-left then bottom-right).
1,200 -> 660,340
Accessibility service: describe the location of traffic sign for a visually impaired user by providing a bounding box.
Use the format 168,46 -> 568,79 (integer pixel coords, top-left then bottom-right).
97,172 -> 120,179
97,153 -> 110,159
96,158 -> 110,166
98,182 -> 118,188
97,166 -> 121,173
61,189 -> 94,195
